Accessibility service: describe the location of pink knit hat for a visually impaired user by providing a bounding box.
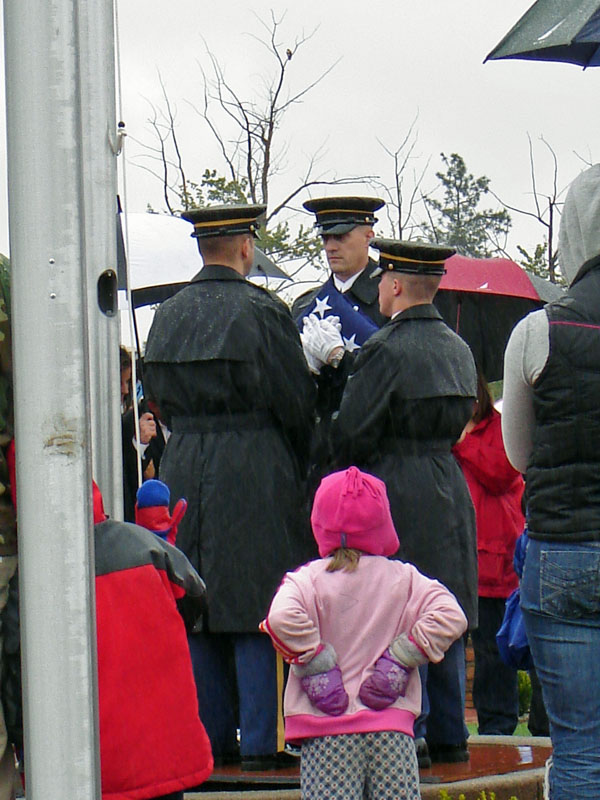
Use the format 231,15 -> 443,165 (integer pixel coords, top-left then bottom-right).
311,467 -> 399,558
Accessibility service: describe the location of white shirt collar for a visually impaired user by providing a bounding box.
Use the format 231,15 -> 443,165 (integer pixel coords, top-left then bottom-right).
333,266 -> 366,294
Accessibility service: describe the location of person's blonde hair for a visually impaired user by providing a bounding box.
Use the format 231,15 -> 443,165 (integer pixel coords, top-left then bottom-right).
326,547 -> 362,573
396,272 -> 442,302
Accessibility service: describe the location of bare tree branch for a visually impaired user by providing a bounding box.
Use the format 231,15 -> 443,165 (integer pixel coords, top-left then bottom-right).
573,147 -> 595,167
376,115 -> 429,239
135,13 -> 370,290
493,135 -> 569,281
156,71 -> 190,209
268,175 -> 377,221
420,191 -> 439,243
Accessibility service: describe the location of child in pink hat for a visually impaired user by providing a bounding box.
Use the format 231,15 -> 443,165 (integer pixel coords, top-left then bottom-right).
261,466 -> 467,799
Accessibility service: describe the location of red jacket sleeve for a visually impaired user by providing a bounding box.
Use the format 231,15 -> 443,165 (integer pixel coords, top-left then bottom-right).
453,411 -> 521,496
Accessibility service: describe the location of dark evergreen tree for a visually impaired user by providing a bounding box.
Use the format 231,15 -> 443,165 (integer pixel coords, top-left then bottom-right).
423,153 -> 511,257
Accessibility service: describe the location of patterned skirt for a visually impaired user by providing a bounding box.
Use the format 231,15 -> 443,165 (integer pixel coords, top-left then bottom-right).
300,730 -> 420,800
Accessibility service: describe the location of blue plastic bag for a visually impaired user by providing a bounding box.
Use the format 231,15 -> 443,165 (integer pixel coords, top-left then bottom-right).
496,587 -> 533,670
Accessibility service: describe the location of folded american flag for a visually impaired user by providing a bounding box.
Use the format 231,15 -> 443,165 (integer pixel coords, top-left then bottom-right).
296,283 -> 378,352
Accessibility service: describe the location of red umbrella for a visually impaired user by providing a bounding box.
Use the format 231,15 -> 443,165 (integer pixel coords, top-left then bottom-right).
434,254 -> 564,381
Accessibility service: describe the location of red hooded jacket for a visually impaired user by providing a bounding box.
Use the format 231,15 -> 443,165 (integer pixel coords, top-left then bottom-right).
453,408 -> 524,598
93,483 -> 213,799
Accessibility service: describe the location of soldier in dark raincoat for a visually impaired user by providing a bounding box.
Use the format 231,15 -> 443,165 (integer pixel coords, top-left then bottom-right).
292,197 -> 387,491
330,239 -> 478,766
144,205 -> 316,769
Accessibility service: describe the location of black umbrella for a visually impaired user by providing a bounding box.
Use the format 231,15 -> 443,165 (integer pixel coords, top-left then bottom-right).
485,0 -> 600,67
434,254 -> 564,382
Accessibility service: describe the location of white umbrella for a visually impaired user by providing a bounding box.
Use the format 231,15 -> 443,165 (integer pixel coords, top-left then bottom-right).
118,211 -> 290,348
118,211 -> 289,306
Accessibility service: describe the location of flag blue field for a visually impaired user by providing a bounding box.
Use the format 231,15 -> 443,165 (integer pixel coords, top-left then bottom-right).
296,283 -> 378,352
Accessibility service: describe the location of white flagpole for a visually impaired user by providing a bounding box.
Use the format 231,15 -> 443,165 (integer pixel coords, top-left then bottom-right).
78,0 -> 122,519
3,0 -> 110,795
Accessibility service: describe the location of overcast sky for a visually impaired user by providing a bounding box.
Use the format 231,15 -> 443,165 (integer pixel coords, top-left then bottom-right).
1,0 -> 599,263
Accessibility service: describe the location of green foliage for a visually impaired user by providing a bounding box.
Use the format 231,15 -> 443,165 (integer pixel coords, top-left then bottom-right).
518,669 -> 532,716
178,169 -> 323,267
181,169 -> 249,208
516,241 -> 565,286
424,153 -> 511,258
259,220 -> 323,265
438,792 -> 519,800
488,380 -> 503,403
0,254 -> 10,324
516,242 -> 547,277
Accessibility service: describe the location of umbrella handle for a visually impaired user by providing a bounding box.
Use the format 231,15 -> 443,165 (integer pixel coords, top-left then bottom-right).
456,298 -> 461,333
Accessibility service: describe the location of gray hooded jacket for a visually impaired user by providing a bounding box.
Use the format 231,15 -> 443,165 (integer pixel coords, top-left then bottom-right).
502,164 -> 600,473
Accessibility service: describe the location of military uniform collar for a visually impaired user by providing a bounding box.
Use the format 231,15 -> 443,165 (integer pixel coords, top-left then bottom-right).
191,264 -> 247,283
390,303 -> 443,323
330,258 -> 379,303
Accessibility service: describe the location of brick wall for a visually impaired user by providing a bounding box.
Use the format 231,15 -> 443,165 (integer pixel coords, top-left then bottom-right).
465,634 -> 475,713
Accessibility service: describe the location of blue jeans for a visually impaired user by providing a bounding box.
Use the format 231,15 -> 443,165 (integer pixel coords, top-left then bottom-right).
187,632 -> 279,757
521,538 -> 600,799
414,636 -> 468,745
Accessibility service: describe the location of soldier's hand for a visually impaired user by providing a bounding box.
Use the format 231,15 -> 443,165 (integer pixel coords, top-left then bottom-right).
300,332 -> 324,374
302,314 -> 345,365
139,412 -> 157,444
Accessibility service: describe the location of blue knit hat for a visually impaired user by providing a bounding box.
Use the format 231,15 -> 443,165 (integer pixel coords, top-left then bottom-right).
136,479 -> 170,509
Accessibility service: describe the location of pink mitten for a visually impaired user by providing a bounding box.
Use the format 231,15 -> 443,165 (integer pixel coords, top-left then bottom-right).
359,633 -> 428,710
293,643 -> 349,716
359,648 -> 411,710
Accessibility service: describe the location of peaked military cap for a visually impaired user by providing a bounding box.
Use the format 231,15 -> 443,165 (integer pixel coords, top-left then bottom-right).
181,204 -> 266,239
371,239 -> 455,276
303,196 -> 385,235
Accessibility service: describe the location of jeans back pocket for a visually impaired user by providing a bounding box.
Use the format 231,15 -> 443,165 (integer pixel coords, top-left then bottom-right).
540,550 -> 600,620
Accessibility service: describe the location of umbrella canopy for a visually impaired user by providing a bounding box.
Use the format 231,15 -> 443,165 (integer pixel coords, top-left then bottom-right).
118,211 -> 290,308
434,254 -> 564,381
485,0 -> 600,67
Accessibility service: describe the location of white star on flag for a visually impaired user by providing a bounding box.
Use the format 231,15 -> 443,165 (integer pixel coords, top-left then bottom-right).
343,334 -> 360,353
314,295 -> 332,318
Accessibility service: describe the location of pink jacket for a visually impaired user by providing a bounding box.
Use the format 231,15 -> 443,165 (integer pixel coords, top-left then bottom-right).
264,555 -> 467,743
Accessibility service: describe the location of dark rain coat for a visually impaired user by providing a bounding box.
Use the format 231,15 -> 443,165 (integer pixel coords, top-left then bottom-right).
330,304 -> 479,625
292,259 -> 387,492
144,265 -> 316,633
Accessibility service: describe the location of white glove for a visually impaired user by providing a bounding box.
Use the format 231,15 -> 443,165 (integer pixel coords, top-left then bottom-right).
300,331 -> 325,374
302,314 -> 345,365
325,315 -> 342,333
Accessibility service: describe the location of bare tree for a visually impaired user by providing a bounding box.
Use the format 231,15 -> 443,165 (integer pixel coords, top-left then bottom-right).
134,75 -> 189,216
131,12 -> 375,276
374,114 -> 430,240
492,134 -> 565,283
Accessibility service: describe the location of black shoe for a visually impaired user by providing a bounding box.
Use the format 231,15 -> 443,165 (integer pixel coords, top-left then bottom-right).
213,751 -> 241,768
428,741 -> 469,763
241,751 -> 299,771
415,737 -> 432,769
